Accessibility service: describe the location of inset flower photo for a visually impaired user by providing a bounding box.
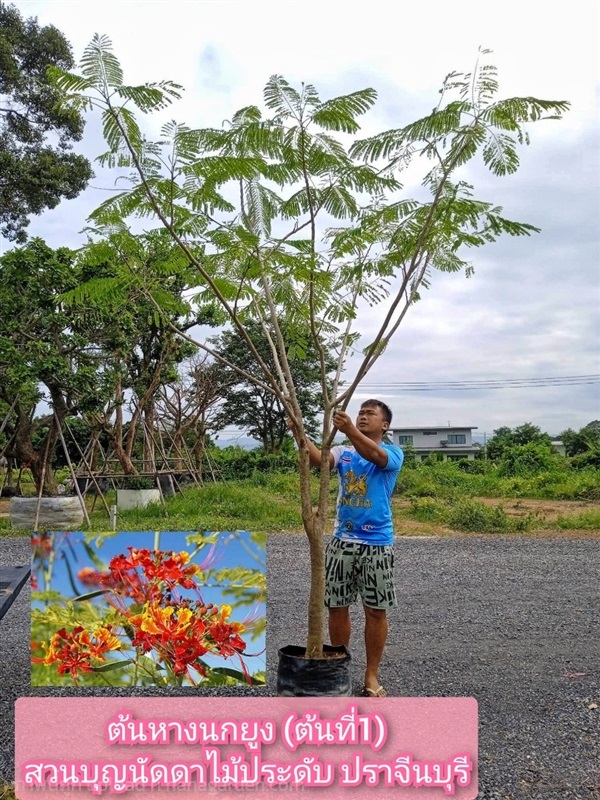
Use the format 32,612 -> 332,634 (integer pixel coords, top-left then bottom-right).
31,530 -> 265,688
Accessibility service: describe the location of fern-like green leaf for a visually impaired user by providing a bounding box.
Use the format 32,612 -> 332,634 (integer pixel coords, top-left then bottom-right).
264,75 -> 302,116
47,66 -> 93,94
80,33 -> 123,88
321,185 -> 359,219
186,155 -> 264,183
311,88 -> 377,133
482,132 -> 520,175
116,82 -> 183,112
101,106 -> 143,152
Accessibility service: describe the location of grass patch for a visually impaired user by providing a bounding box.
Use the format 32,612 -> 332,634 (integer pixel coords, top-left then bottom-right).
1,465 -> 598,536
407,497 -> 537,533
101,480 -> 307,532
0,474 -> 323,535
552,508 -> 600,530
396,461 -> 600,501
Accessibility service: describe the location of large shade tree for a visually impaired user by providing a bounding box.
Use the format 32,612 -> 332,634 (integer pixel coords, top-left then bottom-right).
0,4 -> 92,242
486,422 -> 553,461
559,420 -> 600,457
51,37 -> 568,658
0,239 -> 105,494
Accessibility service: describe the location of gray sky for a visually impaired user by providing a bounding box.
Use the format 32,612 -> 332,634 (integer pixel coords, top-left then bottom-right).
5,0 -> 600,442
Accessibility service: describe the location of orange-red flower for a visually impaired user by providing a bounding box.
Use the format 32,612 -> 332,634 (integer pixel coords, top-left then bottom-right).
50,547 -> 253,686
124,598 -> 248,680
77,548 -> 204,605
32,625 -> 122,685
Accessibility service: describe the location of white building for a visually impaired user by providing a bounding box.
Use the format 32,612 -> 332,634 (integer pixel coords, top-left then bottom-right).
391,426 -> 480,462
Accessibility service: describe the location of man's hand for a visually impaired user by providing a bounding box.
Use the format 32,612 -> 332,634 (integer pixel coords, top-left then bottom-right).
286,417 -> 300,442
287,417 -> 333,468
332,409 -> 355,435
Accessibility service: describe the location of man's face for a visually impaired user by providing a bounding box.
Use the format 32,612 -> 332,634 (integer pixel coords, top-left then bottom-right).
356,404 -> 389,436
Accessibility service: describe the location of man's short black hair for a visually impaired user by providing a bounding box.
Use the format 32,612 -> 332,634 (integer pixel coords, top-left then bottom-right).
360,399 -> 393,425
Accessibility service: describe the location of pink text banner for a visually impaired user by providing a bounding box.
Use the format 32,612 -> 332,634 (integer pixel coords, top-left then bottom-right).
15,696 -> 478,799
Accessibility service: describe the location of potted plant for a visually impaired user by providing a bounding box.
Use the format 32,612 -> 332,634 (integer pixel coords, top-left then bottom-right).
116,476 -> 161,510
52,40 -> 567,693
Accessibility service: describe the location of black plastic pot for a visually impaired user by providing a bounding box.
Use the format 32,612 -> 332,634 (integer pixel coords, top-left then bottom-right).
277,644 -> 352,697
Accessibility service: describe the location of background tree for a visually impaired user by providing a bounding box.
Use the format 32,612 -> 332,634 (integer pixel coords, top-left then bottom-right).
0,238 -> 105,494
209,321 -> 335,454
497,440 -> 560,477
66,230 -> 200,475
156,354 -> 228,477
559,420 -> 600,457
486,422 -> 553,461
0,3 -> 92,242
53,38 -> 568,659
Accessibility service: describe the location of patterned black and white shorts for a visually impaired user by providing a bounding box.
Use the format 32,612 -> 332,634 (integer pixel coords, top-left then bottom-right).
325,537 -> 397,610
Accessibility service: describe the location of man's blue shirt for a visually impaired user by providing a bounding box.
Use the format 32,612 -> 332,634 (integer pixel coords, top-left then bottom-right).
331,442 -> 404,546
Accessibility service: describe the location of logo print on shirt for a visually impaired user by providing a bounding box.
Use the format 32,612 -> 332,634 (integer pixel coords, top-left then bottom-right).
343,469 -> 368,496
340,469 -> 371,508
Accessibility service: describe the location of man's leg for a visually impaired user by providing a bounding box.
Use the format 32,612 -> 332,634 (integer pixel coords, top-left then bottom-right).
329,605 -> 351,648
357,544 -> 395,694
363,605 -> 388,693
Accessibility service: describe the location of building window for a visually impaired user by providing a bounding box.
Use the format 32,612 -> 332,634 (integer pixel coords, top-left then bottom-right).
448,434 -> 466,444
448,454 -> 468,461
422,430 -> 437,435
397,435 -> 413,445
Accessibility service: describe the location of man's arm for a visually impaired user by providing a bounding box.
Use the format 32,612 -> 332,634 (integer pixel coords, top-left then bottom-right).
333,410 -> 389,468
287,419 -> 334,468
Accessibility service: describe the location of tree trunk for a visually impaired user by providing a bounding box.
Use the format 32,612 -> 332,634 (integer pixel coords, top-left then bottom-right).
143,400 -> 156,472
173,428 -> 184,472
296,438 -> 330,659
109,439 -> 138,475
108,375 -> 138,475
29,425 -> 59,496
88,428 -> 100,471
193,419 -> 206,480
11,404 -> 59,496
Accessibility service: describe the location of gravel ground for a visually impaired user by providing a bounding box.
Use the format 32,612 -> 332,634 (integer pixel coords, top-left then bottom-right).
267,535 -> 600,799
1,533 -> 599,799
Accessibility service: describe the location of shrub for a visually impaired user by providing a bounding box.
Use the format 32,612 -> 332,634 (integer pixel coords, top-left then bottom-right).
210,447 -> 298,480
406,495 -> 535,532
444,498 -> 534,532
409,497 -> 445,522
498,442 -> 561,477
456,459 -> 490,474
569,450 -> 600,470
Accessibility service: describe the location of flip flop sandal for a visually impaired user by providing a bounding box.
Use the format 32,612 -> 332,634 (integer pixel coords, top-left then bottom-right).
363,685 -> 387,697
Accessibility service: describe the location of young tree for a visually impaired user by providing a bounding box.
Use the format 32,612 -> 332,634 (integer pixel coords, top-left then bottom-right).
66,230 -> 199,475
0,4 -> 92,241
51,37 -> 568,658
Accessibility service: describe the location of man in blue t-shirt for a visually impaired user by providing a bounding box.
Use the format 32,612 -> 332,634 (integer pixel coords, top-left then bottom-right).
292,399 -> 404,697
